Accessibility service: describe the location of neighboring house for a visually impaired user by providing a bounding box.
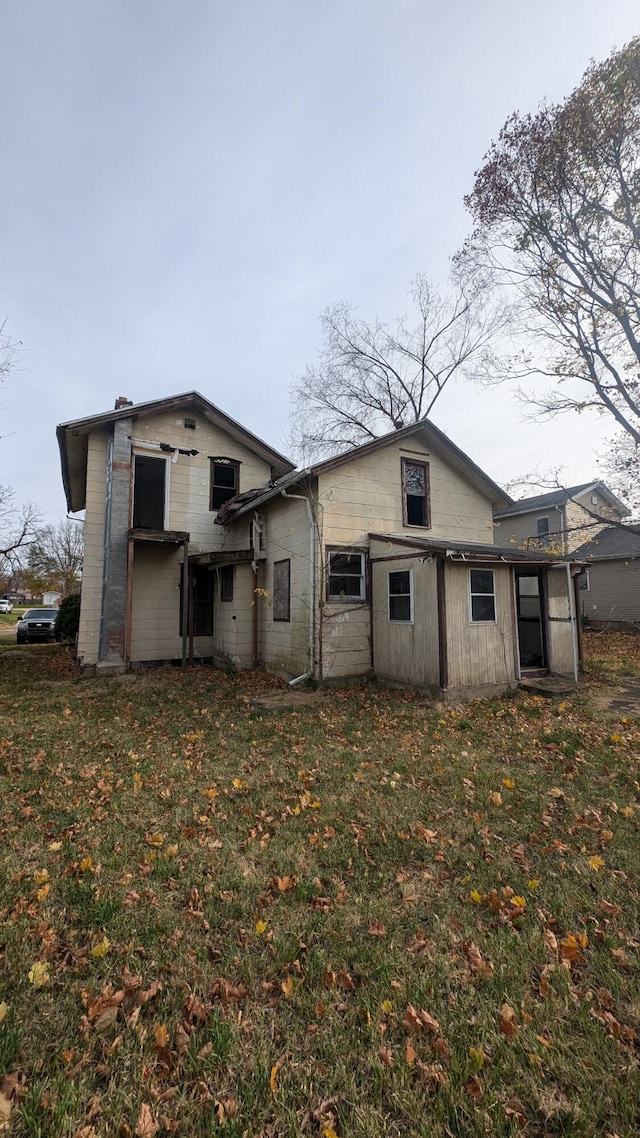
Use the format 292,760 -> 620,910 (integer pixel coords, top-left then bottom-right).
493,482 -> 630,554
57,392 -> 583,694
573,525 -> 640,629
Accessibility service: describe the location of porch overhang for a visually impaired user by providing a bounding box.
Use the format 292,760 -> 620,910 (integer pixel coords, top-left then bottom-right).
369,533 -> 584,569
188,548 -> 254,567
128,528 -> 190,545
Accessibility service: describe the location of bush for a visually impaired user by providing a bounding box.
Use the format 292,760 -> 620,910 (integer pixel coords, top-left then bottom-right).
54,593 -> 81,643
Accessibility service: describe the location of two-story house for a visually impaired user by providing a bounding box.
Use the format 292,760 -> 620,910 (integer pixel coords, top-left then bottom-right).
58,392 -> 582,694
493,482 -> 629,553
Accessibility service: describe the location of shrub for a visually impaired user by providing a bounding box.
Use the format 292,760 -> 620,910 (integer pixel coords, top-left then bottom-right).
55,593 -> 81,643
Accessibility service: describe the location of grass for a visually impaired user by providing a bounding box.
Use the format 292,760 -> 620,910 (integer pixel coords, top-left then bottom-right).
0,640 -> 638,1137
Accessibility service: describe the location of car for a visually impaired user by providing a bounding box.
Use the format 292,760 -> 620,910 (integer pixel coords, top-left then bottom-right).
16,609 -> 59,644
0,599 -> 13,613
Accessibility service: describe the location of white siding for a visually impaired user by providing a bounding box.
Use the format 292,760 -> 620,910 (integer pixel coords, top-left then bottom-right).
371,540 -> 440,687
77,430 -> 108,665
130,545 -> 184,662
211,563 -> 254,669
255,495 -> 313,679
446,563 -> 518,689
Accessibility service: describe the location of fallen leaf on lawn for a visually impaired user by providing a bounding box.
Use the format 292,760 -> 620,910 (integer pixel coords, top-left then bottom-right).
504,1098 -> 528,1128
0,1092 -> 12,1129
324,967 -> 336,989
201,787 -> 219,799
174,1022 -> 191,1054
36,883 -> 50,901
559,933 -> 587,963
48,841 -> 62,851
281,977 -> 295,999
548,788 -> 564,799
405,1039 -> 417,1067
153,1025 -> 169,1049
499,1003 -> 518,1038
490,791 -> 502,806
33,869 -> 49,885
543,928 -> 558,955
91,936 -> 111,959
466,1075 -> 483,1101
378,1046 -> 394,1068
94,1005 -> 119,1035
270,1065 -> 278,1093
134,1103 -> 158,1137
599,901 -> 621,918
588,856 -> 605,871
255,920 -> 267,935
416,1062 -> 447,1089
461,941 -> 494,978
232,778 -> 247,789
381,999 -> 393,1015
79,857 -> 94,872
0,1004 -> 7,1025
336,970 -> 355,992
470,889 -> 483,904
133,773 -> 143,793
368,921 -> 387,937
72,1128 -> 97,1138
403,1004 -> 441,1035
322,1128 -> 338,1138
275,875 -> 296,892
469,1046 -> 486,1072
146,834 -> 165,848
28,961 -> 50,987
503,778 -> 515,789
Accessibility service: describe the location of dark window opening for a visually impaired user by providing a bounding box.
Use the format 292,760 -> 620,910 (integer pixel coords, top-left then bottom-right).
220,565 -> 234,602
402,458 -> 430,527
389,569 -> 412,622
327,550 -> 366,601
133,454 -> 166,530
180,565 -> 214,636
273,559 -> 290,621
184,417 -> 196,430
210,459 -> 240,511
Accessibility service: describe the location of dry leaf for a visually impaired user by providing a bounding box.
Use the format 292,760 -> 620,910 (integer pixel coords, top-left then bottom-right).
405,1039 -> 417,1067
28,961 -> 50,987
499,1003 -> 518,1038
270,1065 -> 278,1093
154,1025 -> 169,1049
378,1046 -> 394,1068
466,1075 -> 483,1101
134,1103 -> 159,1137
336,969 -> 355,992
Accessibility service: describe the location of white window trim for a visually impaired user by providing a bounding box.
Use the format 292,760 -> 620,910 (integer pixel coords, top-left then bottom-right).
468,568 -> 497,625
132,448 -> 171,530
578,569 -> 590,591
326,548 -> 367,603
388,568 -> 414,624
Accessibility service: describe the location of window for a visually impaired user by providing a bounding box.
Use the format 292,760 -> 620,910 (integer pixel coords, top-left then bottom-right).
133,454 -> 167,530
184,417 -> 196,430
327,550 -> 366,601
388,570 -> 413,623
273,559 -> 290,621
180,565 -> 213,636
402,458 -> 430,527
469,569 -> 496,623
220,565 -> 234,602
577,569 -> 590,592
536,516 -> 550,546
210,459 -> 240,511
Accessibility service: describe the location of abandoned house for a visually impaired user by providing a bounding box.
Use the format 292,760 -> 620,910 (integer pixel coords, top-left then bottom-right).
57,392 -> 583,694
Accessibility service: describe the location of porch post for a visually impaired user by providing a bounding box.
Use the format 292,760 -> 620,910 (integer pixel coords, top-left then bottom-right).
436,555 -> 448,690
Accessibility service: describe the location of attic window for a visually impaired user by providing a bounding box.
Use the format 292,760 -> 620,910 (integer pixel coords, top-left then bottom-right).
210,459 -> 240,511
184,417 -> 196,430
402,458 -> 430,527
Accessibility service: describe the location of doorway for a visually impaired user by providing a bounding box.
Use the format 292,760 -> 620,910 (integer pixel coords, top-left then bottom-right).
516,570 -> 547,669
133,455 -> 167,530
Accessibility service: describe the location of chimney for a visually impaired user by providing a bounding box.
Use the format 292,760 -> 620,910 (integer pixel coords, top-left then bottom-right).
114,396 -> 134,410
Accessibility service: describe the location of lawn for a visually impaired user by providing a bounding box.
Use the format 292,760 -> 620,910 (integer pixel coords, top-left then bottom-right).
0,639 -> 638,1137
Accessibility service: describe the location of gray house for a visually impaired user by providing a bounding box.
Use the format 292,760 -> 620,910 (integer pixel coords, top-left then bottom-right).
573,525 -> 640,629
493,482 -> 630,554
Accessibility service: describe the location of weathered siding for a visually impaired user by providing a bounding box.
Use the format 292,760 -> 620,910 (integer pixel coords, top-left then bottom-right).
445,564 -> 517,689
579,559 -> 640,625
130,544 -> 185,662
545,567 -> 577,676
132,410 -> 272,552
77,430 -> 108,665
318,439 -> 495,547
256,495 -> 314,679
211,563 -> 254,669
371,542 -> 439,687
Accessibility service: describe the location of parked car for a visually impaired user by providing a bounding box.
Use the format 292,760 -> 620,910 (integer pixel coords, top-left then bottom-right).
0,599 -> 13,613
16,609 -> 59,644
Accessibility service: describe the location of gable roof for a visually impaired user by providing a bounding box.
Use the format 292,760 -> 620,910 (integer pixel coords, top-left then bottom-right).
494,481 -> 630,520
215,419 -> 512,525
573,523 -> 640,561
57,392 -> 295,513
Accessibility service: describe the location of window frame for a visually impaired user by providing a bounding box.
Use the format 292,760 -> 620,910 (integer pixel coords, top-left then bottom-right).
401,457 -> 430,528
209,457 -> 240,513
273,559 -> 291,622
388,568 -> 414,624
468,568 -> 497,625
132,450 -> 170,531
220,565 -> 234,602
180,564 -> 214,637
577,569 -> 590,592
326,547 -> 367,603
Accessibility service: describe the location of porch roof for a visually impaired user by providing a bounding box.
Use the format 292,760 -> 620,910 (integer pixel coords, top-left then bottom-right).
369,533 -> 581,566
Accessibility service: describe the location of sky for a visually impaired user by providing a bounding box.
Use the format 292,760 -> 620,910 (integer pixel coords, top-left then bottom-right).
1,0 -> 638,524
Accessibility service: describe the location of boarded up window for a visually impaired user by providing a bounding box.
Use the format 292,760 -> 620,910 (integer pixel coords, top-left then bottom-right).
401,458 -> 430,527
210,459 -> 240,511
273,559 -> 290,621
220,565 -> 234,602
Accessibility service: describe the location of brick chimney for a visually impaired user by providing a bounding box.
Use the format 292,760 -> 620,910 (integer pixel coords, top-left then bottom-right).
114,396 -> 134,410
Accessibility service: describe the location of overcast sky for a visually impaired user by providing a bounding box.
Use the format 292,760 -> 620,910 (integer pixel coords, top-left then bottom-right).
1,1 -> 638,522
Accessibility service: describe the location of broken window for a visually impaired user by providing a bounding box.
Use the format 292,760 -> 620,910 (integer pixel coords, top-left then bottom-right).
327,550 -> 366,601
273,559 -> 290,621
210,459 -> 239,511
133,454 -> 167,530
402,458 -> 430,527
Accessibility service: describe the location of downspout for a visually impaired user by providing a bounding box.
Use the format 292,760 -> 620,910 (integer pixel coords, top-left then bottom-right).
281,489 -> 316,686
98,427 -> 115,661
566,562 -> 579,682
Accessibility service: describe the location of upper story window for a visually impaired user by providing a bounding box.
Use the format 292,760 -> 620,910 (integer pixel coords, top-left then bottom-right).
210,458 -> 240,511
327,549 -> 367,602
536,516 -> 550,546
133,454 -> 168,530
402,458 -> 430,527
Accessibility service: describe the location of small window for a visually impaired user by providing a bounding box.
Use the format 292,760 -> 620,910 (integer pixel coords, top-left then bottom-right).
469,569 -> 496,623
184,417 -> 196,430
273,559 -> 290,621
536,516 -> 550,536
327,550 -> 366,601
220,565 -> 234,602
402,458 -> 430,527
388,569 -> 413,623
210,459 -> 240,511
577,569 -> 590,591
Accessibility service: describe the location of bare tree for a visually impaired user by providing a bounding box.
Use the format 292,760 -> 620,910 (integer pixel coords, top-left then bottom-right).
26,519 -> 84,598
462,37 -> 640,506
289,267 -> 510,460
0,485 -> 39,579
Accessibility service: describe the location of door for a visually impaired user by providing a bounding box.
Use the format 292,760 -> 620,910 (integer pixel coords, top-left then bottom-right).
516,570 -> 547,668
